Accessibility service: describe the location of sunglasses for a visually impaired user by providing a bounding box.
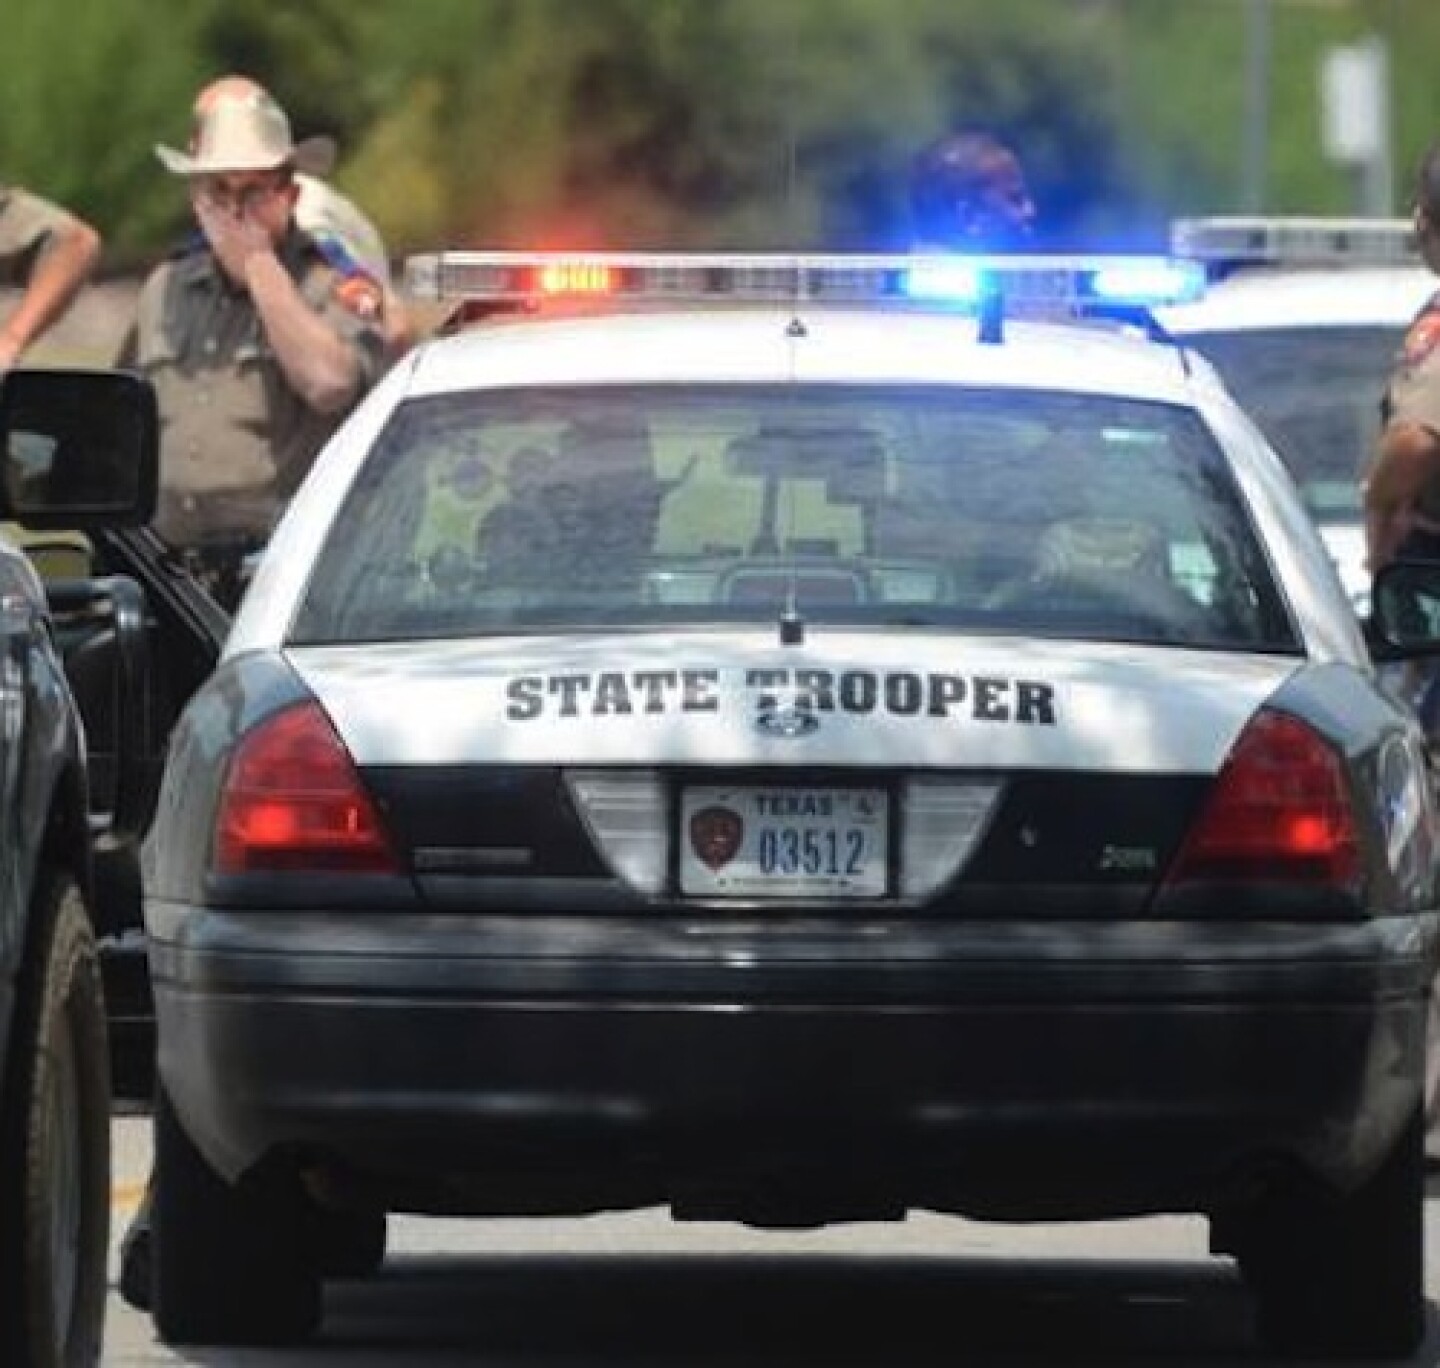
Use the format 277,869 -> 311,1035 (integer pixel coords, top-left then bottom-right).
195,174 -> 292,213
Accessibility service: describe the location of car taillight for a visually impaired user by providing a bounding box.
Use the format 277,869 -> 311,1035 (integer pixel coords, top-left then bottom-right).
213,701 -> 398,874
1164,710 -> 1360,889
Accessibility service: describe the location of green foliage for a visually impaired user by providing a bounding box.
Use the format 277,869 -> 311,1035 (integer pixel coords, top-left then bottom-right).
0,0 -> 216,259
337,0 -> 1134,251
196,0 -> 382,151
7,0 -> 1440,267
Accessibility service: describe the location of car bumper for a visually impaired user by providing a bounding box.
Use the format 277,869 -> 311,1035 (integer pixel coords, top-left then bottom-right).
148,907 -> 1438,1221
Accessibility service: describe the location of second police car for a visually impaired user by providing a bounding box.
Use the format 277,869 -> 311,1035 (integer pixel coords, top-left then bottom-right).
1160,215 -> 1434,613
78,249 -> 1440,1356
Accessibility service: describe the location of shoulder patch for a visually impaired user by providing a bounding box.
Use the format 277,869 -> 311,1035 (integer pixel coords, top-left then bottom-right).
312,230 -> 364,279
335,272 -> 383,322
1403,311 -> 1440,366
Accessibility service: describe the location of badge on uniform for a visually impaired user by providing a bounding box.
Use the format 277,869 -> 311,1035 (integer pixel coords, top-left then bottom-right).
336,273 -> 383,322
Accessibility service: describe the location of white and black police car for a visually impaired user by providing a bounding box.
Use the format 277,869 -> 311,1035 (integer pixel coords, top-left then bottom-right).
81,249 -> 1440,1356
1160,215 -> 1433,613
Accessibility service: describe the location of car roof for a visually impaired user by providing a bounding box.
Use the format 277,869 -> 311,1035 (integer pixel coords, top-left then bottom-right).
1160,264 -> 1433,333
403,305 -> 1212,407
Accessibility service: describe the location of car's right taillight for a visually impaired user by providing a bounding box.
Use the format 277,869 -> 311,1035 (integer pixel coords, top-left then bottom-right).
1163,709 -> 1360,890
213,700 -> 398,875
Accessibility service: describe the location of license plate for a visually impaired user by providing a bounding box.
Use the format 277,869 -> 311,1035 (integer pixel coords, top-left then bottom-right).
679,785 -> 888,899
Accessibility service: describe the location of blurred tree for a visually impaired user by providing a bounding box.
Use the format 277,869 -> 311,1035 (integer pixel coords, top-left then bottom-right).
340,0 -> 1142,252
10,0 -> 1440,268
0,0 -> 214,261
196,0 -> 382,154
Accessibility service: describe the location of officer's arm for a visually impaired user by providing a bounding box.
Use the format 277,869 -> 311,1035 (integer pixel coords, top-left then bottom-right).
0,211 -> 102,370
244,253 -> 363,414
1363,419 -> 1440,571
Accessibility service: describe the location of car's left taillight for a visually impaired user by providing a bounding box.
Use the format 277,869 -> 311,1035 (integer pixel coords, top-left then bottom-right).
212,700 -> 399,874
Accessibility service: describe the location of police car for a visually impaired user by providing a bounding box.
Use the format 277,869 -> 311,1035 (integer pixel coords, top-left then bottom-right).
1159,216 -> 1435,611
0,367 -> 158,1365
89,250 -> 1440,1356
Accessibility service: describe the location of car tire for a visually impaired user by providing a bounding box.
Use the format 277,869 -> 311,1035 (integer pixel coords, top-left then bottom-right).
314,1206 -> 388,1279
152,1084 -> 322,1345
1237,1106 -> 1426,1360
0,872 -> 111,1368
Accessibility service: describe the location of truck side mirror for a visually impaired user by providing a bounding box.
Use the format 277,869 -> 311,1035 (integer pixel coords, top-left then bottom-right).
0,368 -> 158,528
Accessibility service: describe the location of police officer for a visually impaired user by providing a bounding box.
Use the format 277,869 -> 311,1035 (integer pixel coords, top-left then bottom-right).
115,82 -> 389,606
1364,142 -> 1440,571
907,127 -> 1037,252
190,75 -> 412,355
118,84 -> 390,1311
0,182 -> 101,370
1362,140 -> 1440,1168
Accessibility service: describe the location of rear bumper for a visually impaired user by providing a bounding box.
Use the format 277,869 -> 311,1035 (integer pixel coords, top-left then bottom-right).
149,907 -> 1438,1221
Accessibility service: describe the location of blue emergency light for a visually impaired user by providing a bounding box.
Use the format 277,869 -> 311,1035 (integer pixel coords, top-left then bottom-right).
1087,259 -> 1207,306
901,256 -> 1204,308
899,260 -> 985,305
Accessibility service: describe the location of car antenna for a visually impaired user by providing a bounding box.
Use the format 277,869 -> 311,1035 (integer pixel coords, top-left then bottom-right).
778,57 -> 806,647
781,91 -> 810,342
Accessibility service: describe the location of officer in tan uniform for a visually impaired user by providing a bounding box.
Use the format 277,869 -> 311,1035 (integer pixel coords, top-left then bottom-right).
1362,141 -> 1440,1167
117,84 -> 390,1313
0,182 -> 101,370
190,75 -> 412,355
1364,143 -> 1440,570
115,83 -> 388,591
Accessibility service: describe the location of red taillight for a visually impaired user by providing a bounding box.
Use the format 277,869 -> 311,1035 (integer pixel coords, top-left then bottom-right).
213,701 -> 398,875
1165,710 -> 1360,888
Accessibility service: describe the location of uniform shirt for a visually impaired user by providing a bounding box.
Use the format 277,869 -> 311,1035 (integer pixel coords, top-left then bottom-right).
1382,289 -> 1440,522
0,183 -> 76,285
116,227 -> 387,548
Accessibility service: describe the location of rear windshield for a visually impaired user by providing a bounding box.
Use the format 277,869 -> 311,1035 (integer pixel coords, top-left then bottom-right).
291,385 -> 1297,651
1179,326 -> 1399,525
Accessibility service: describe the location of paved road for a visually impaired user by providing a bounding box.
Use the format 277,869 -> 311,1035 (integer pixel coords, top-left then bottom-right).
101,1108 -> 1440,1365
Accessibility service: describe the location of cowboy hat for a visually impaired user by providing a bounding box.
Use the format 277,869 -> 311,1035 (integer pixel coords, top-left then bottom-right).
156,87 -> 335,177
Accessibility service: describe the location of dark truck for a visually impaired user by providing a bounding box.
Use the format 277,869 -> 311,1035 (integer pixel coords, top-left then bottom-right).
27,401 -> 229,1102
0,367 -> 164,1366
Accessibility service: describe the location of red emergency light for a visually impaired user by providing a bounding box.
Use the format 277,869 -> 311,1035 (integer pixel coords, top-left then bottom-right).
535,262 -> 616,296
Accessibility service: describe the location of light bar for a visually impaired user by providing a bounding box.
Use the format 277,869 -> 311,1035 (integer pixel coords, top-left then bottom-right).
1171,216 -> 1419,267
1089,259 -> 1207,305
403,251 -> 1209,312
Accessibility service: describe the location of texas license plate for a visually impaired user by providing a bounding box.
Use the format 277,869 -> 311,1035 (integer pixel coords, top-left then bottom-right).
679,786 -> 888,898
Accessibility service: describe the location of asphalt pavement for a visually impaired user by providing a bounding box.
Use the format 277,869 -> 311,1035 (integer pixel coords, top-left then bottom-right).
99,1105 -> 1440,1366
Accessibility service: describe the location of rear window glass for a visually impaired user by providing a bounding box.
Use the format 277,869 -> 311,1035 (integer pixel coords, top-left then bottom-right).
1179,326 -> 1399,525
291,385 -> 1297,651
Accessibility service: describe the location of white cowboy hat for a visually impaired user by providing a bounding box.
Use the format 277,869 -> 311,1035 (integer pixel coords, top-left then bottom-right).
156,87 -> 335,177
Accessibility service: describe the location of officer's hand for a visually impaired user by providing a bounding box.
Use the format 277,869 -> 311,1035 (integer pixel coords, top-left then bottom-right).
1364,501 -> 1413,574
1362,422 -> 1440,570
194,198 -> 276,287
